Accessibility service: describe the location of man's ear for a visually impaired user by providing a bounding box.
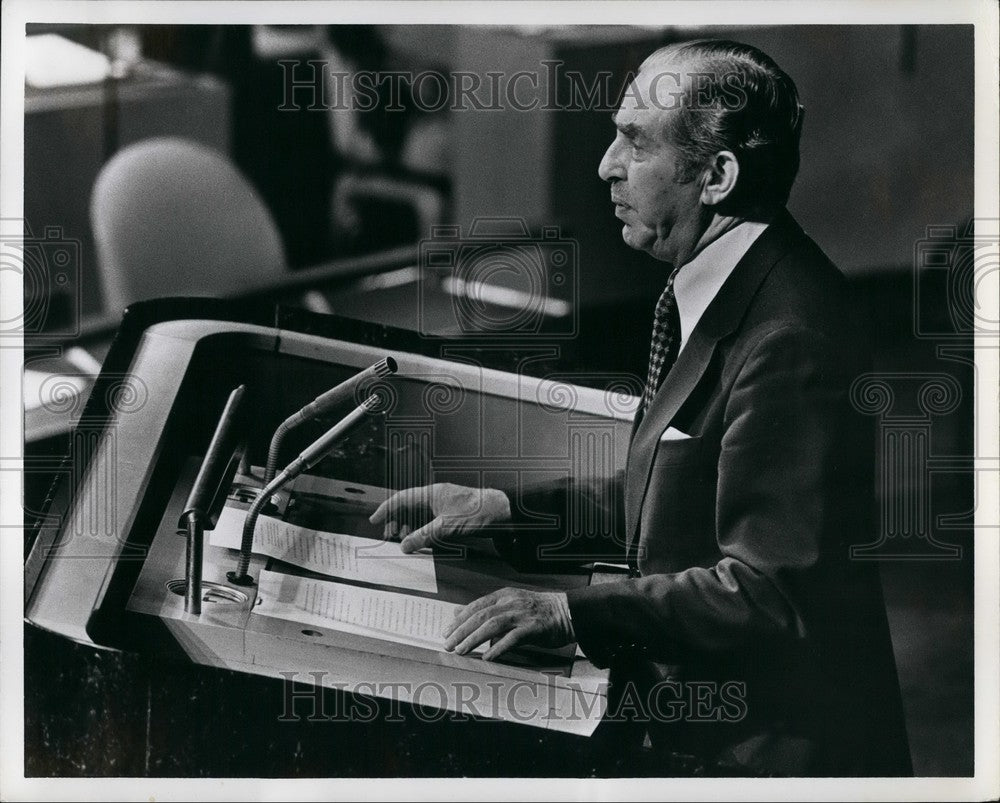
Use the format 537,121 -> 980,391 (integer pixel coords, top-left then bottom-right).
700,151 -> 739,206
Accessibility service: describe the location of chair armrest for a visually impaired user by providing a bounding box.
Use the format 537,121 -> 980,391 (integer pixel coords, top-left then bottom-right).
235,243 -> 419,300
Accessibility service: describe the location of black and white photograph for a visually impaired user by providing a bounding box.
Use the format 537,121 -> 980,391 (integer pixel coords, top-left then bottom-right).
2,1 -> 997,800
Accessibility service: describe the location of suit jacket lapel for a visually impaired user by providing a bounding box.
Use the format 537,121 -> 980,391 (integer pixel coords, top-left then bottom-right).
624,210 -> 805,545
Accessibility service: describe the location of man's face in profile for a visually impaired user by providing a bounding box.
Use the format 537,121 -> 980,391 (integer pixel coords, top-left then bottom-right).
598,60 -> 705,266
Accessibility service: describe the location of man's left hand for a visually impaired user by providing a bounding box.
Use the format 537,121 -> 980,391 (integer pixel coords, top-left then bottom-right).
443,588 -> 575,662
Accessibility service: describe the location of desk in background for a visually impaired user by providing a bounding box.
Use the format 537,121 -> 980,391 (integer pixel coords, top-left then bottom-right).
24,58 -> 230,322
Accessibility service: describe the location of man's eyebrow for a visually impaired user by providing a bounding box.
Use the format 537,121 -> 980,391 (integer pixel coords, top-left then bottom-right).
611,113 -> 642,140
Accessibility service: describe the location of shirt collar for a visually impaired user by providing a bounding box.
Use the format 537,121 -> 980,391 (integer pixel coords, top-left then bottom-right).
673,220 -> 770,349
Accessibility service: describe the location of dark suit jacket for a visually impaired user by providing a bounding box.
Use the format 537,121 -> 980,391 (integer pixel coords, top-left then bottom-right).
499,210 -> 912,776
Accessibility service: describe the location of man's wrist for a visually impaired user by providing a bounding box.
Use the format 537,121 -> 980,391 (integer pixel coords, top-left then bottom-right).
484,488 -> 512,524
553,591 -> 576,642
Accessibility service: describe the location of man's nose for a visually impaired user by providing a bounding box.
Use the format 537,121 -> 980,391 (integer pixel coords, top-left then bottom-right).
598,138 -> 625,183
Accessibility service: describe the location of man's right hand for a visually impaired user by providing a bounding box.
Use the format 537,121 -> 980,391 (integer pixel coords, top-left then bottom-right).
368,483 -> 512,554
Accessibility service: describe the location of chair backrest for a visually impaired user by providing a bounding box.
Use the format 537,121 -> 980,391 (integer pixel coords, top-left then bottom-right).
91,137 -> 286,314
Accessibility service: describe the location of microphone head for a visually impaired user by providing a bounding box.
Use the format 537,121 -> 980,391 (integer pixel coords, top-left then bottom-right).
374,357 -> 397,378
360,394 -> 381,412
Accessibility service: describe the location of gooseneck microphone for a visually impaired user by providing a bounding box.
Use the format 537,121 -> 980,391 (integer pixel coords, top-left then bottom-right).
262,357 -> 396,484
227,394 -> 382,586
179,384 -> 247,614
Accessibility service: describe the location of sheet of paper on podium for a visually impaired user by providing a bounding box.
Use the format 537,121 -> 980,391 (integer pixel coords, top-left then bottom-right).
254,569 -> 484,655
210,505 -> 437,593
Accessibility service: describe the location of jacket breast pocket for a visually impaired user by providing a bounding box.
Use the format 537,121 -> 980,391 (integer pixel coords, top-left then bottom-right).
650,433 -> 704,468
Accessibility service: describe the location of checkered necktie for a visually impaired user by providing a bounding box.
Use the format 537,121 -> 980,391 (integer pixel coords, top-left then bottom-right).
640,268 -> 683,415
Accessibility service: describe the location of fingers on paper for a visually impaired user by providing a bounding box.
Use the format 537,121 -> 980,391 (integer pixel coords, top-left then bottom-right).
370,485 -> 433,525
399,517 -> 448,553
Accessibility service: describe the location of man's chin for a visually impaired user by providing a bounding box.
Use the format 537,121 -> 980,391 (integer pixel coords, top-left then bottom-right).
620,223 -> 654,254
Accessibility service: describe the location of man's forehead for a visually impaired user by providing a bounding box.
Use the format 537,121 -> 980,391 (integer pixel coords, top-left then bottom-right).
616,58 -> 691,124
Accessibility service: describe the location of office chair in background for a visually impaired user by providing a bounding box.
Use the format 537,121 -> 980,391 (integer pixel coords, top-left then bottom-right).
90,136 -> 332,316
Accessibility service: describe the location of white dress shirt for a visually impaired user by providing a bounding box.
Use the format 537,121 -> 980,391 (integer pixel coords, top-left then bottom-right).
673,221 -> 770,353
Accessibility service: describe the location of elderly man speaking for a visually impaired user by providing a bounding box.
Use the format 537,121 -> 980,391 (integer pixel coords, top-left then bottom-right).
371,39 -> 911,776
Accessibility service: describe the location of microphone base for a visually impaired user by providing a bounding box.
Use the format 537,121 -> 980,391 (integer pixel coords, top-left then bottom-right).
226,571 -> 256,587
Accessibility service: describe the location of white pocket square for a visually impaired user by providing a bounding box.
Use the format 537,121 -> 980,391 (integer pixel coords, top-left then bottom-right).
659,426 -> 693,441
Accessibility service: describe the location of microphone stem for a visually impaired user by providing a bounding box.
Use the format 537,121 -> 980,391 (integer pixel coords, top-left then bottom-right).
228,394 -> 381,586
229,468 -> 288,584
261,357 -> 395,484
184,511 -> 205,614
263,416 -> 297,485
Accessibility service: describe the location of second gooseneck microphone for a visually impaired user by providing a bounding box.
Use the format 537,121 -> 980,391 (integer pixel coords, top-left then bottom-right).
262,356 -> 396,484
228,394 -> 382,586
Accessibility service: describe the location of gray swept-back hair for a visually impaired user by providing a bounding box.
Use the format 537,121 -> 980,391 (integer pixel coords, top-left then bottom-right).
642,39 -> 805,211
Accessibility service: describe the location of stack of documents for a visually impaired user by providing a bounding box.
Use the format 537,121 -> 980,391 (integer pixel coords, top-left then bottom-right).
254,569 -> 483,654
211,506 -> 437,593
211,507 -> 481,653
